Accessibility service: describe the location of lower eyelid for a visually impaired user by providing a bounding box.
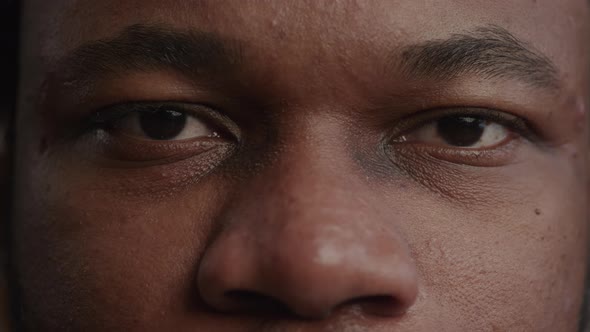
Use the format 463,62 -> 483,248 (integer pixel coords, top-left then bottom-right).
83,130 -> 232,164
388,135 -> 523,167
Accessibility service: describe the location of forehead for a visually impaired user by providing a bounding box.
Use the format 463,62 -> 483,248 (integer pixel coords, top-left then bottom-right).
22,0 -> 590,96
26,1 -> 588,50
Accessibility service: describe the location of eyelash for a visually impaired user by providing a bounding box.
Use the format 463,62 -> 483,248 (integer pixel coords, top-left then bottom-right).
83,103 -> 537,155
85,102 -> 237,139
390,107 -> 538,142
89,103 -> 188,127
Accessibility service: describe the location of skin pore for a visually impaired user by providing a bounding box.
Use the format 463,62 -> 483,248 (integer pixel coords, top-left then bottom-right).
6,0 -> 590,331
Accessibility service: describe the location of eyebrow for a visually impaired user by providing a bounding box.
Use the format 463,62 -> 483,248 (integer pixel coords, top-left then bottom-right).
397,26 -> 561,90
57,24 -> 560,92
58,24 -> 243,81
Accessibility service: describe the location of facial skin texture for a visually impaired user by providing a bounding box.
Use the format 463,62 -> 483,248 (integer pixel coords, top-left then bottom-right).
9,0 -> 590,331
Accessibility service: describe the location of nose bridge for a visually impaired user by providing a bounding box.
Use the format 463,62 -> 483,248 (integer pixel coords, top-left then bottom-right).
248,143 -> 380,263
240,112 -> 366,223
267,136 -> 363,224
223,132 -> 381,263
197,122 -> 418,318
234,125 -> 378,245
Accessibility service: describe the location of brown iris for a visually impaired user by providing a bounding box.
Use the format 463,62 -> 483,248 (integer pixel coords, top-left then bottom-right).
437,116 -> 486,147
138,109 -> 188,140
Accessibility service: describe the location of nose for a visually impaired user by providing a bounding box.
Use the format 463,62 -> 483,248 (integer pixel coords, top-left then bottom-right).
197,145 -> 418,319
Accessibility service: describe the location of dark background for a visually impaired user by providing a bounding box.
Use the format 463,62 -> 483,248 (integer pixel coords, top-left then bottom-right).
0,0 -> 18,112
0,0 -> 18,330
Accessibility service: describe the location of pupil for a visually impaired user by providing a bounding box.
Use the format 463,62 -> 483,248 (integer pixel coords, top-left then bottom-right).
139,109 -> 187,140
436,116 -> 486,147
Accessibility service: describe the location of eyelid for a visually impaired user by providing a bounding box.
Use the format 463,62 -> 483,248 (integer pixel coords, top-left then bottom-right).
87,101 -> 241,140
389,107 -> 539,142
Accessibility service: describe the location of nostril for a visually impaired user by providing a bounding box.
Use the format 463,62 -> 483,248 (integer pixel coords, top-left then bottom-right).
340,295 -> 405,317
224,290 -> 292,317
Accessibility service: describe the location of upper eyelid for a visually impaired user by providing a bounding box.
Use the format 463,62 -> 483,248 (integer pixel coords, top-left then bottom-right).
89,103 -> 539,145
89,102 -> 195,124
87,101 -> 242,139
390,107 -> 539,141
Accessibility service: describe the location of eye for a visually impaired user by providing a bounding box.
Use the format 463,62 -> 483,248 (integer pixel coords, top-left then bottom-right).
387,109 -> 536,166
84,102 -> 239,163
397,115 -> 513,149
108,106 -> 220,141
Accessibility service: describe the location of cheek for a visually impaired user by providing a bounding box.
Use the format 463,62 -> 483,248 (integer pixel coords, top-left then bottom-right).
400,161 -> 588,331
12,119 -> 590,331
12,151 -> 228,330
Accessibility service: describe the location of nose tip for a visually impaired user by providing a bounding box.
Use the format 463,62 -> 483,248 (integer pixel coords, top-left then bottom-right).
196,139 -> 419,320
197,230 -> 419,320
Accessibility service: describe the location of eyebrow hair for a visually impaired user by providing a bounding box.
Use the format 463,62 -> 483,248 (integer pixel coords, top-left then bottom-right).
398,26 -> 561,90
57,24 -> 560,93
58,24 -> 243,81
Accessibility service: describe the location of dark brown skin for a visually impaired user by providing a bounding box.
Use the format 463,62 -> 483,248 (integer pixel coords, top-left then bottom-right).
6,0 -> 590,331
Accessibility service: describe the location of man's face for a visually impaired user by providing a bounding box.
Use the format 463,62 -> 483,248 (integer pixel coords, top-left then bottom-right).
11,0 -> 590,331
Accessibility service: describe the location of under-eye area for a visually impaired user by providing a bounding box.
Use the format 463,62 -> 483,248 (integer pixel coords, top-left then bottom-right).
386,107 -> 537,166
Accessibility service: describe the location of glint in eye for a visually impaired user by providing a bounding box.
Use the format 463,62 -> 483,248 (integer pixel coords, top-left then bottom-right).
397,115 -> 513,149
